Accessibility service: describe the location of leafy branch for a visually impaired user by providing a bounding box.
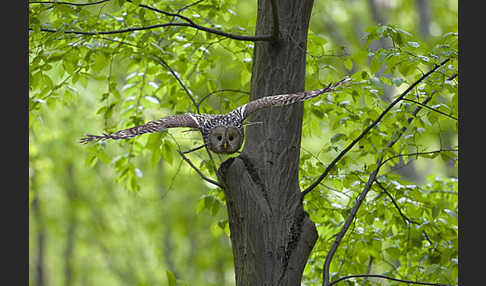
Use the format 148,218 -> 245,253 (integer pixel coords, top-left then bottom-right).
149,54 -> 221,186
380,148 -> 458,167
177,150 -> 224,189
402,98 -> 457,121
29,0 -> 274,42
374,179 -> 420,225
328,274 -> 451,286
321,88 -> 449,286
29,0 -> 110,6
301,58 -> 451,198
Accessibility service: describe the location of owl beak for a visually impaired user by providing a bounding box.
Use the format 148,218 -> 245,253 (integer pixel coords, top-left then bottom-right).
223,142 -> 228,150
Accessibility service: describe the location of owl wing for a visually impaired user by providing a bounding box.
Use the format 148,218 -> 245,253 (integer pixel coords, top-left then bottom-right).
80,113 -> 200,143
235,77 -> 350,120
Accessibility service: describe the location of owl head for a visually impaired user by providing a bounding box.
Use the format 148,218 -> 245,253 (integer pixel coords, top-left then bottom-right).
206,126 -> 243,154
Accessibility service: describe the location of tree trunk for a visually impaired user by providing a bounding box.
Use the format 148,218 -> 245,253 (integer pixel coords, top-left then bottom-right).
31,173 -> 47,286
64,164 -> 77,286
217,0 -> 318,285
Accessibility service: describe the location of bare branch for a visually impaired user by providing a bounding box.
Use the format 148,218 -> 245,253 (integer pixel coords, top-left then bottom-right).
402,98 -> 457,120
29,0 -> 110,6
321,166 -> 382,286
29,23 -> 194,36
149,55 -> 198,110
329,274 -> 451,286
177,150 -> 224,189
374,179 -> 420,225
181,144 -> 206,154
380,148 -> 458,167
196,89 -> 250,109
176,0 -> 205,13
301,58 -> 450,198
447,73 -> 458,81
149,55 -> 219,175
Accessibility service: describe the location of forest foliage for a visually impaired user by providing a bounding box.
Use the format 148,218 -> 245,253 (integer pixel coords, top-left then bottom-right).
29,0 -> 457,285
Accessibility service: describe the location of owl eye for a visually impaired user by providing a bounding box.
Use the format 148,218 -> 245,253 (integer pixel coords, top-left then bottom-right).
217,135 -> 223,141
228,135 -> 234,141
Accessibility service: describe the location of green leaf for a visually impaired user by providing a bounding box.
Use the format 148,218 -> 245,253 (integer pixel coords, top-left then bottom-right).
166,270 -> 177,286
344,58 -> 353,70
407,41 -> 420,48
330,133 -> 347,143
391,77 -> 404,87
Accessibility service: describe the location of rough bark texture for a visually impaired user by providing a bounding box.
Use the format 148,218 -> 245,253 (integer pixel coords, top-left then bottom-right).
217,0 -> 318,285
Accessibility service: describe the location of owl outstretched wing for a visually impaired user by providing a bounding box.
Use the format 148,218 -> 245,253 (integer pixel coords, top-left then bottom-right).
235,77 -> 350,120
80,114 -> 200,143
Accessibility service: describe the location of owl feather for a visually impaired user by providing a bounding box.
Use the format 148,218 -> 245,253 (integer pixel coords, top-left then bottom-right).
80,77 -> 350,153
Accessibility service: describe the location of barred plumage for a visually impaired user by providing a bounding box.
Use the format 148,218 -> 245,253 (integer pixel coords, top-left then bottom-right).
80,77 -> 349,154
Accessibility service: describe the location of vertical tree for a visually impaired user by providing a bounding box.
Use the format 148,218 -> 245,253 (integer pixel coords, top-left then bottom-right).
218,0 -> 318,284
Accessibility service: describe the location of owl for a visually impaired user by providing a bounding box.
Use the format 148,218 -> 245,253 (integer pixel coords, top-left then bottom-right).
80,78 -> 350,154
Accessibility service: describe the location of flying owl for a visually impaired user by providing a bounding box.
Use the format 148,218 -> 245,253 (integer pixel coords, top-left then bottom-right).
80,78 -> 350,154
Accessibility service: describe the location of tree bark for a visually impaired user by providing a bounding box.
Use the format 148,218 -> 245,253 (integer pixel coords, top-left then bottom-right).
31,174 -> 47,286
217,0 -> 318,285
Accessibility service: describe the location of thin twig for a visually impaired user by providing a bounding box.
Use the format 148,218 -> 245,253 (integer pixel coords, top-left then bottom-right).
329,274 -> 451,286
301,58 -> 450,198
402,98 -> 457,120
196,89 -> 250,109
149,55 -> 219,176
29,0 -> 110,6
177,150 -> 223,189
181,144 -> 207,154
30,0 -> 272,41
374,179 -> 420,225
176,0 -> 205,13
380,148 -> 458,167
149,55 -> 198,110
321,166 -> 382,286
126,0 -> 273,42
321,95 -> 441,286
29,23 -> 193,36
364,256 -> 373,284
447,73 -> 458,81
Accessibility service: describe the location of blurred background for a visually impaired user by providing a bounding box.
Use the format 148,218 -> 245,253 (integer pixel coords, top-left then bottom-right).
29,0 -> 457,285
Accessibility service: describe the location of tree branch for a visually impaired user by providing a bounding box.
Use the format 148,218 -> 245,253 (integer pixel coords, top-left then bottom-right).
196,89 -> 250,109
149,55 -> 198,110
150,55 -> 219,176
126,0 -> 273,42
402,98 -> 457,121
321,95 -> 442,286
29,23 -> 194,36
181,144 -> 206,154
329,274 -> 451,286
374,179 -> 420,225
321,165 -> 382,286
29,0 -> 110,6
176,0 -> 205,13
177,150 -> 224,189
301,58 -> 450,198
380,148 -> 458,167
30,1 -> 273,42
